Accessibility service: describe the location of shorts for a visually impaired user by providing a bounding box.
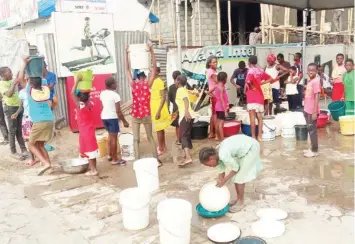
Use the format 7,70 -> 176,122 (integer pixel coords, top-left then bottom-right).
81,38 -> 92,47
247,103 -> 265,113
272,88 -> 280,104
22,116 -> 32,140
216,111 -> 226,120
103,119 -> 120,134
80,150 -> 99,160
29,121 -> 53,142
211,97 -> 217,115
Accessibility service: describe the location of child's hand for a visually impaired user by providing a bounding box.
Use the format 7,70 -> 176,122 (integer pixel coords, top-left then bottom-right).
77,74 -> 83,82
11,114 -> 17,120
216,178 -> 226,188
312,113 -> 317,121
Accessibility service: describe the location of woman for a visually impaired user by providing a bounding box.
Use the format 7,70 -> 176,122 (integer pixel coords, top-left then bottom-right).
176,75 -> 198,167
206,56 -> 218,139
19,57 -> 54,175
125,43 -> 161,166
151,67 -> 172,155
0,67 -> 27,160
342,59 -> 354,115
331,53 -> 346,101
199,134 -> 262,213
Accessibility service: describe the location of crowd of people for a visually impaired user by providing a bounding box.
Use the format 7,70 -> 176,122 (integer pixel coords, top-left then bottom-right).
0,46 -> 353,181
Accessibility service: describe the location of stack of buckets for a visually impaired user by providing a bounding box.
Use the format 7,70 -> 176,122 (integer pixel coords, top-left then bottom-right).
26,56 -> 44,78
328,101 -> 355,135
118,157 -> 192,243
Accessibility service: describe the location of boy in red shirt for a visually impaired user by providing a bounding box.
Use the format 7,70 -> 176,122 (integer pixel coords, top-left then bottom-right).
245,56 -> 272,141
303,63 -> 321,158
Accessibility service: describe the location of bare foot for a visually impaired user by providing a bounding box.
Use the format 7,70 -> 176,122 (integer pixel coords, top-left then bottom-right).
178,159 -> 193,167
37,165 -> 53,176
257,137 -> 263,142
228,200 -> 245,213
229,199 -> 237,207
208,133 -> 215,139
85,170 -> 99,176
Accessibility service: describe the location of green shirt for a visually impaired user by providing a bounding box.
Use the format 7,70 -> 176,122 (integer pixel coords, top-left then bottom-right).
0,80 -> 20,106
343,70 -> 354,101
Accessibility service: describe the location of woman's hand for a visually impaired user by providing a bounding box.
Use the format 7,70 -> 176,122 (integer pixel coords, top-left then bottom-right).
155,110 -> 161,120
185,111 -> 192,122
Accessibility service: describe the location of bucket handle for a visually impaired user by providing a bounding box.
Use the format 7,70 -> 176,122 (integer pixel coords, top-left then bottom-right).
263,123 -> 276,132
121,200 -> 151,210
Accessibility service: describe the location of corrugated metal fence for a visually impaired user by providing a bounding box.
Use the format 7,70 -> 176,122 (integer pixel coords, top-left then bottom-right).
114,31 -> 167,102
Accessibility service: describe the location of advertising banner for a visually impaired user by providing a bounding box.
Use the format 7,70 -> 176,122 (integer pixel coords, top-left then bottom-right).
58,0 -> 107,14
53,12 -> 116,77
0,0 -> 38,29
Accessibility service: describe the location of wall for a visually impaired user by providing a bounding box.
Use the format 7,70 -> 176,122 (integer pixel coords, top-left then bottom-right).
13,18 -> 54,46
151,0 -> 219,46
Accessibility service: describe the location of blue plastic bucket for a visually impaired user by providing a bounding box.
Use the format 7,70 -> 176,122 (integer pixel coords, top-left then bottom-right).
241,124 -> 259,137
26,56 -> 44,78
328,101 -> 345,121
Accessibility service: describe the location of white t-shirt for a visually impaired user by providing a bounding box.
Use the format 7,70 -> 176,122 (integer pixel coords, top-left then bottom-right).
285,76 -> 299,95
100,90 -> 121,119
265,65 -> 280,90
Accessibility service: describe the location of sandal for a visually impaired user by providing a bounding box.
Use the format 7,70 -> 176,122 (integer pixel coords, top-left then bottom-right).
111,159 -> 126,166
158,159 -> 163,167
37,166 -> 53,176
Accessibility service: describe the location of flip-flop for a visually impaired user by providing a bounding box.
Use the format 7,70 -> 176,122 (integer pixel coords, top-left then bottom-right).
178,160 -> 193,167
85,171 -> 99,176
228,203 -> 246,213
175,141 -> 181,146
25,159 -> 39,167
37,166 -> 53,176
111,160 -> 126,166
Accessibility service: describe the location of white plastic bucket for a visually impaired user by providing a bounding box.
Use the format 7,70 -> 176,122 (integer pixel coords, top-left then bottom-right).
281,127 -> 295,138
157,199 -> 192,244
262,120 -> 276,141
119,187 -> 151,230
119,133 -> 135,161
129,44 -> 150,69
133,158 -> 160,193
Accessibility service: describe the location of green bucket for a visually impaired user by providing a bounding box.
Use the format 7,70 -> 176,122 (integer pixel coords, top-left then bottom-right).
73,70 -> 93,91
328,101 -> 345,121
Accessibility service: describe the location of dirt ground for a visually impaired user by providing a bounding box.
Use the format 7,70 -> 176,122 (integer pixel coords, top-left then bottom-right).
0,117 -> 354,244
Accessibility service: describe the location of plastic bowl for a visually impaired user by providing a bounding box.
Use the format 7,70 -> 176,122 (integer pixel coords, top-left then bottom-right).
196,203 -> 230,218
199,181 -> 231,212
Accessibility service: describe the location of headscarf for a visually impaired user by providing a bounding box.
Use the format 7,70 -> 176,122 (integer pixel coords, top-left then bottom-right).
267,54 -> 276,63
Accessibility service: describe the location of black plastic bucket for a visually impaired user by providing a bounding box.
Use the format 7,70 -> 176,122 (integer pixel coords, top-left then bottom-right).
191,121 -> 209,140
295,125 -> 308,141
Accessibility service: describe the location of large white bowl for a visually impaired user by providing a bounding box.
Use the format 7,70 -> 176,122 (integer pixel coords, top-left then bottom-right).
207,222 -> 240,243
199,181 -> 231,212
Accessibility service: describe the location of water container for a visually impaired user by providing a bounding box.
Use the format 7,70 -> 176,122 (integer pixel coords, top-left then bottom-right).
295,125 -> 308,141
96,135 -> 108,157
119,133 -> 135,161
73,70 -> 93,91
328,101 -> 345,121
129,44 -> 150,69
281,127 -> 295,138
157,199 -> 192,244
262,121 -> 276,141
119,187 -> 151,230
133,158 -> 159,193
26,56 -> 44,78
339,115 -> 355,135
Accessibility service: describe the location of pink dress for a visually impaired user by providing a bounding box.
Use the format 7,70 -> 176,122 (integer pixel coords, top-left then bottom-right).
215,83 -> 229,112
78,101 -> 98,155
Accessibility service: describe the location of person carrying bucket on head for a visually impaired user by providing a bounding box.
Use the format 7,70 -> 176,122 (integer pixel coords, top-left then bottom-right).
303,63 -> 321,158
42,62 -> 57,110
199,134 -> 262,213
125,43 -> 162,167
100,77 -> 129,166
71,75 -> 99,176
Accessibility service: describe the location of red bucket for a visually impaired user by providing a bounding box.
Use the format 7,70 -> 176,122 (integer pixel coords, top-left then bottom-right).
317,113 -> 329,128
223,121 -> 241,137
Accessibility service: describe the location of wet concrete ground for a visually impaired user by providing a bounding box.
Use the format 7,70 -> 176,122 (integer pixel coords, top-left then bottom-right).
0,119 -> 353,244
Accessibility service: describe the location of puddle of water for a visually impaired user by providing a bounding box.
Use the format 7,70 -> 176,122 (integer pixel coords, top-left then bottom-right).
311,162 -> 354,181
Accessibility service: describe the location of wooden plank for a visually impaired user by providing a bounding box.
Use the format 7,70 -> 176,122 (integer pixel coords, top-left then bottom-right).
228,0 -> 232,45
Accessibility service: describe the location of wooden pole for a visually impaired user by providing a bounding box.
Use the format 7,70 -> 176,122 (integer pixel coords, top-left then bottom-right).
260,4 -> 266,44
158,0 -> 161,45
191,1 -> 196,45
198,0 -> 202,45
320,10 -> 326,44
171,0 -> 177,45
216,0 -> 221,45
228,0 -> 232,45
348,8 -> 354,43
142,0 -> 155,31
283,8 -> 290,43
185,0 -> 188,47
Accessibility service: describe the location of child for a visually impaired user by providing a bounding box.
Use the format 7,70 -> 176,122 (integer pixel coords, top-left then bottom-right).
100,77 -> 129,165
168,70 -> 182,144
230,61 -> 248,106
199,134 -> 262,213
71,75 -> 99,176
0,67 -> 27,160
176,75 -> 198,167
331,53 -> 346,101
294,52 -> 304,108
19,57 -> 54,176
215,72 -> 229,141
245,55 -> 272,141
285,66 -> 299,111
303,63 -> 321,158
342,59 -> 354,115
206,55 -> 218,139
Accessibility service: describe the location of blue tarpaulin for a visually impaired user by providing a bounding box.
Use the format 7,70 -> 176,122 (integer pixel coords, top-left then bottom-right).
149,12 -> 159,23
38,0 -> 56,18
